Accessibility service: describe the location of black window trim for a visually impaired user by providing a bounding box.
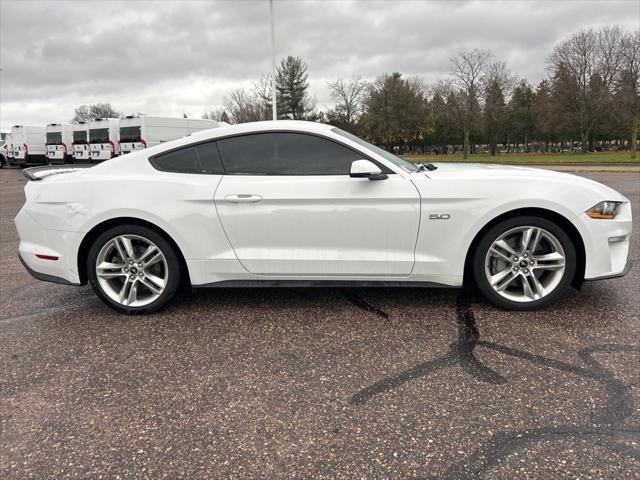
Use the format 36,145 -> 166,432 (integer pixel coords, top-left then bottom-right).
148,130 -> 395,176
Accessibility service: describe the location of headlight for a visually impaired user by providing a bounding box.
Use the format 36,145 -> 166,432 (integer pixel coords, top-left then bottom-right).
585,201 -> 622,219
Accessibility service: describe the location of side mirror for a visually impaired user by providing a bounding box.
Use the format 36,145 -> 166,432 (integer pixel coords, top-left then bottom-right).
350,159 -> 388,180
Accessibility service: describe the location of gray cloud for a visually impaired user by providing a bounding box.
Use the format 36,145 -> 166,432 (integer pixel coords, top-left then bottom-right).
1,0 -> 638,130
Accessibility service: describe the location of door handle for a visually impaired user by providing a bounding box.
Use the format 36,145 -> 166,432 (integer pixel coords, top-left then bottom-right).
224,194 -> 263,204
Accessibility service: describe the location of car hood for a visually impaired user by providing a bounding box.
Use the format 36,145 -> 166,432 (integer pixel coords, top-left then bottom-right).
421,163 -> 628,202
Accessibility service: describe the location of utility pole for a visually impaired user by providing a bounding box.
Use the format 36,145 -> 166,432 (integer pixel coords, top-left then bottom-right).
269,0 -> 277,120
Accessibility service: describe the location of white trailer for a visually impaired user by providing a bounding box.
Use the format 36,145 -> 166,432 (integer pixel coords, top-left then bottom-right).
89,118 -> 120,162
45,123 -> 73,164
118,115 -> 219,154
11,125 -> 46,166
72,122 -> 90,163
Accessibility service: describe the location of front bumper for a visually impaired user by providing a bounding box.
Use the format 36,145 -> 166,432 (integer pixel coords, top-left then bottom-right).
580,202 -> 632,281
585,258 -> 632,281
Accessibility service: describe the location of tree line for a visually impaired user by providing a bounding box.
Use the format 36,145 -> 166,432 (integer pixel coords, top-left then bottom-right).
71,25 -> 638,159
203,25 -> 639,159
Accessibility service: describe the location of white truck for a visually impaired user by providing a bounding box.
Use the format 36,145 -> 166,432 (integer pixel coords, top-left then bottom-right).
11,125 -> 46,166
118,115 -> 220,154
72,122 -> 90,163
89,118 -> 120,162
45,123 -> 73,164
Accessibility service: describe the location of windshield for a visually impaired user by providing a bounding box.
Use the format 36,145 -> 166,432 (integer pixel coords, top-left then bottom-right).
46,132 -> 63,144
73,130 -> 87,143
120,126 -> 141,142
331,127 -> 419,173
89,128 -> 109,143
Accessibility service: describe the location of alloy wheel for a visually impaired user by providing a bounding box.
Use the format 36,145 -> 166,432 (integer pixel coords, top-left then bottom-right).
484,226 -> 566,303
95,234 -> 168,307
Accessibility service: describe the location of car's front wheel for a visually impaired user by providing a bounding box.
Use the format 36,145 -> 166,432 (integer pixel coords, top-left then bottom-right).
473,216 -> 576,310
87,225 -> 182,314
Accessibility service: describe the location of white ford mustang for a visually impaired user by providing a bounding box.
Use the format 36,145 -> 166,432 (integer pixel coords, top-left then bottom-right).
16,121 -> 632,314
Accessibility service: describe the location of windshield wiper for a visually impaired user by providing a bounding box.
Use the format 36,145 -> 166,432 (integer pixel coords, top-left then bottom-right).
416,162 -> 438,171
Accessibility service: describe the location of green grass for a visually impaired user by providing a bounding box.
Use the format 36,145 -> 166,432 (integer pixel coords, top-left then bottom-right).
401,151 -> 640,165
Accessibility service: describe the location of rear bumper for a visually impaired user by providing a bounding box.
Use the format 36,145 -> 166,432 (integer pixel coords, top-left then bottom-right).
15,208 -> 84,285
18,252 -> 79,285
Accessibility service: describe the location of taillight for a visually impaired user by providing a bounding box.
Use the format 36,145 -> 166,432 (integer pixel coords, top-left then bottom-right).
108,140 -> 115,155
23,144 -> 28,155
63,144 -> 68,155
141,139 -> 147,148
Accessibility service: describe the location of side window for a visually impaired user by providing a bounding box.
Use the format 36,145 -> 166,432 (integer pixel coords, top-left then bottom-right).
150,141 -> 225,174
217,132 -> 364,175
152,146 -> 199,173
196,141 -> 225,174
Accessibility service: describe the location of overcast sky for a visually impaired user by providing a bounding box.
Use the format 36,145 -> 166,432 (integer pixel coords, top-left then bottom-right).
1,0 -> 638,131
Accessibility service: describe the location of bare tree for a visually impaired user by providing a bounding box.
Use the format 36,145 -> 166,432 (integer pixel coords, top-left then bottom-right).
548,26 -> 624,152
223,89 -> 262,124
219,75 -> 275,124
71,103 -> 120,122
202,108 -> 230,123
617,30 -> 640,158
450,49 -> 493,158
253,74 -> 273,121
72,105 -> 91,122
327,75 -> 368,127
597,25 -> 625,88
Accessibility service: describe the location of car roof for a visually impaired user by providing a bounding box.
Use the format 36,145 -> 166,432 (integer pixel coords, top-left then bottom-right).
188,120 -> 333,140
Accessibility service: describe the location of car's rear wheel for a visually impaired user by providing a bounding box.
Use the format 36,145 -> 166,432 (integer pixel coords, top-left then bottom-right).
473,216 -> 576,310
87,225 -> 181,314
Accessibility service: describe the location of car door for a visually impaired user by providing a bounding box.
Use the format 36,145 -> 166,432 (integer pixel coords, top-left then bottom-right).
213,131 -> 421,277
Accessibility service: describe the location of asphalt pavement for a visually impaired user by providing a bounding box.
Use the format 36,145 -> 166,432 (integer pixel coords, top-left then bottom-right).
1,167 -> 639,479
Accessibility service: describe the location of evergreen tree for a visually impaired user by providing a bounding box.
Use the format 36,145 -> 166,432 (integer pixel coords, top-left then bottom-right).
508,80 -> 536,152
276,56 -> 314,119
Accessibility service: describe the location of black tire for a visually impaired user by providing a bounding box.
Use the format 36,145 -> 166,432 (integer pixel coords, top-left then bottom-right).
87,225 -> 182,314
473,216 -> 576,311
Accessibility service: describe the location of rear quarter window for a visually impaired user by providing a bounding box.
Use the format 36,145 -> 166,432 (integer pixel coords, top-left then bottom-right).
150,142 -> 225,174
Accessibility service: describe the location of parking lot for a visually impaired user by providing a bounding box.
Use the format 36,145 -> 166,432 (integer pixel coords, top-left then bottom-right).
1,167 -> 638,479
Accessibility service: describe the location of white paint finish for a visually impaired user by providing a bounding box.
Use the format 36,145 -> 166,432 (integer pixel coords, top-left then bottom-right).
14,121 -> 632,289
214,174 -> 420,276
350,159 -> 382,177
